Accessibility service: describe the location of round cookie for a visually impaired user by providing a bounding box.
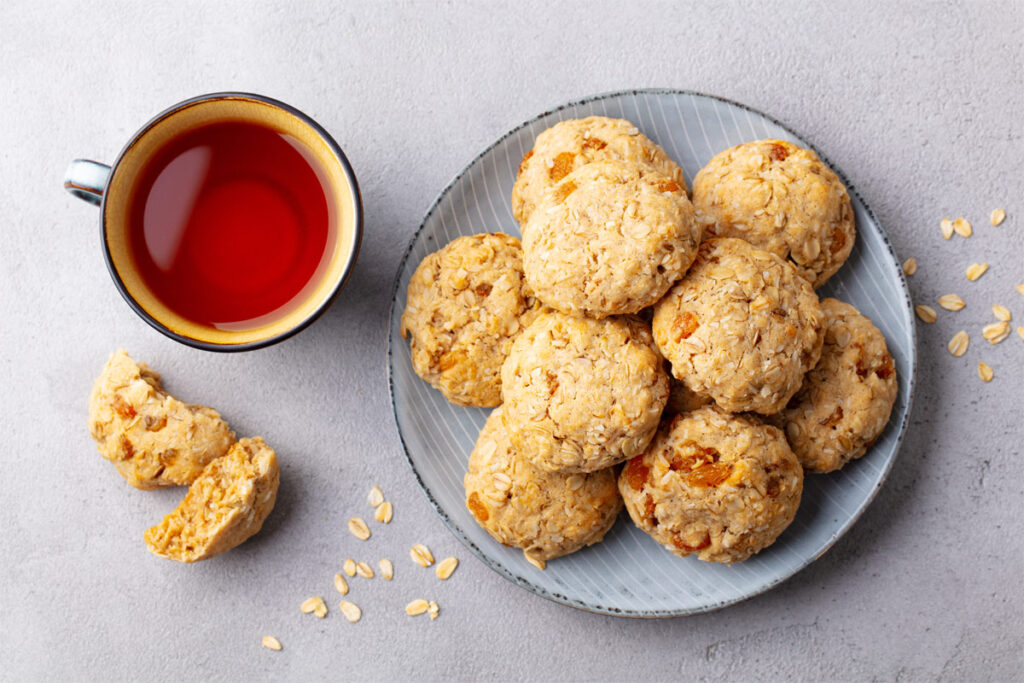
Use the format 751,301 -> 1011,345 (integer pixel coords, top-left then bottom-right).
523,160 -> 700,317
692,139 -> 855,288
618,406 -> 803,564
768,298 -> 897,473
501,311 -> 669,473
464,407 -> 622,568
511,116 -> 686,225
652,238 -> 825,415
400,233 -> 546,407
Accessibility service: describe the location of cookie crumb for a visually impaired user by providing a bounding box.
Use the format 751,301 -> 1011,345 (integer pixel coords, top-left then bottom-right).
428,601 -> 440,620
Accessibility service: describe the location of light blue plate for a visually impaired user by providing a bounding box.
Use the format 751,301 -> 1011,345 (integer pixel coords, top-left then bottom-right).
387,90 -> 917,617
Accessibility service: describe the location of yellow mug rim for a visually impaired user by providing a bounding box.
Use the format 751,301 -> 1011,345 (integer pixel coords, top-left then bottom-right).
99,92 -> 362,352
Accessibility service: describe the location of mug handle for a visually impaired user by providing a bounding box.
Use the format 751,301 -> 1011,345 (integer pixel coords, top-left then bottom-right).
64,159 -> 111,206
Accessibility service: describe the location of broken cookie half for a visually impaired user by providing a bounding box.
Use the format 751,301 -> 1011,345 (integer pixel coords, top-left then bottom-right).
145,437 -> 280,562
88,349 -> 236,489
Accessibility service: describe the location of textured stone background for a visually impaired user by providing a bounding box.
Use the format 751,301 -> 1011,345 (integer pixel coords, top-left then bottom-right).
1,1 -> 1021,680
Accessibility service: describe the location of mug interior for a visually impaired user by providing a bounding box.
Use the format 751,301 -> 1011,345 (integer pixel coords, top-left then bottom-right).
103,94 -> 360,348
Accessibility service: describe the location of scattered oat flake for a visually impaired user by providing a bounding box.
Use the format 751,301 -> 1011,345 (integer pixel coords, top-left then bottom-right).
966,263 -> 989,281
1017,284 -> 1024,296
348,517 -> 371,541
952,217 -> 972,238
339,601 -> 362,623
902,258 -> 917,276
428,601 -> 440,621
261,636 -> 282,651
940,218 -> 954,240
375,501 -> 393,524
435,556 -> 459,580
992,304 -> 1012,322
379,558 -> 394,580
368,486 -> 384,508
334,573 -> 349,595
356,561 -> 374,579
343,558 -> 357,577
977,362 -> 994,383
525,554 -> 547,571
1017,326 -> 1024,341
938,294 -> 965,311
405,599 -> 430,616
947,331 -> 969,357
410,544 -> 434,567
983,321 -> 1011,344
915,305 -> 937,324
990,208 -> 1006,226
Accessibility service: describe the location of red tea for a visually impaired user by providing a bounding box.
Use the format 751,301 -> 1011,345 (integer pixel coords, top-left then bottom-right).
128,120 -> 334,330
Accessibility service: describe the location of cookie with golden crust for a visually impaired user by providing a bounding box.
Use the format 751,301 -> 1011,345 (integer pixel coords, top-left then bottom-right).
464,407 -> 622,567
652,238 -> 825,415
88,349 -> 236,489
400,233 -> 547,407
768,298 -> 897,473
619,406 -> 803,564
523,160 -> 700,318
692,139 -> 855,288
144,437 -> 280,562
511,116 -> 686,225
500,311 -> 669,473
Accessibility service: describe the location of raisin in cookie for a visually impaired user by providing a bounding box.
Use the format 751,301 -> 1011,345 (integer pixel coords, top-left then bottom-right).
692,139 -> 855,288
652,238 -> 825,415
501,311 -> 668,473
768,298 -> 897,473
88,349 -> 236,489
400,233 -> 546,407
619,406 -> 803,564
523,160 -> 700,318
145,437 -> 280,562
511,116 -> 686,225
464,407 -> 622,568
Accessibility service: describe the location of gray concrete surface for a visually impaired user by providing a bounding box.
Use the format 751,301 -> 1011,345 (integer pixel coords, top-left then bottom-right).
1,1 -> 1022,680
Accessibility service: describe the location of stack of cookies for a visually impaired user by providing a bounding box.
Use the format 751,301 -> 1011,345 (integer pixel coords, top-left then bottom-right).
401,117 -> 897,568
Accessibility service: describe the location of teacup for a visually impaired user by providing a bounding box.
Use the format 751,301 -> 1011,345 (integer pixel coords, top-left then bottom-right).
65,92 -> 362,351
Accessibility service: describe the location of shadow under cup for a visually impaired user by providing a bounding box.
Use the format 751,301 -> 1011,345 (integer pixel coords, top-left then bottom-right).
99,94 -> 361,350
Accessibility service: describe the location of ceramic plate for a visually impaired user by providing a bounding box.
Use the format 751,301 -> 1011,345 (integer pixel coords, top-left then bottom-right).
386,90 -> 916,617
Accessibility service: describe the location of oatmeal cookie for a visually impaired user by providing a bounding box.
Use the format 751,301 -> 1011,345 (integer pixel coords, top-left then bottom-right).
464,407 -> 622,567
619,406 -> 803,564
511,116 -> 686,225
400,233 -> 546,407
692,139 -> 855,288
522,160 -> 700,317
501,312 -> 669,473
652,238 -> 825,415
768,298 -> 897,473
88,349 -> 236,489
144,437 -> 280,562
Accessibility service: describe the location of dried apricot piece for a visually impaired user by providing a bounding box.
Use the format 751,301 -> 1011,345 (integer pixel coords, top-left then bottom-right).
685,463 -> 732,487
548,152 -> 575,182
467,492 -> 489,522
625,457 -> 650,491
517,150 -> 533,175
672,311 -> 699,342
